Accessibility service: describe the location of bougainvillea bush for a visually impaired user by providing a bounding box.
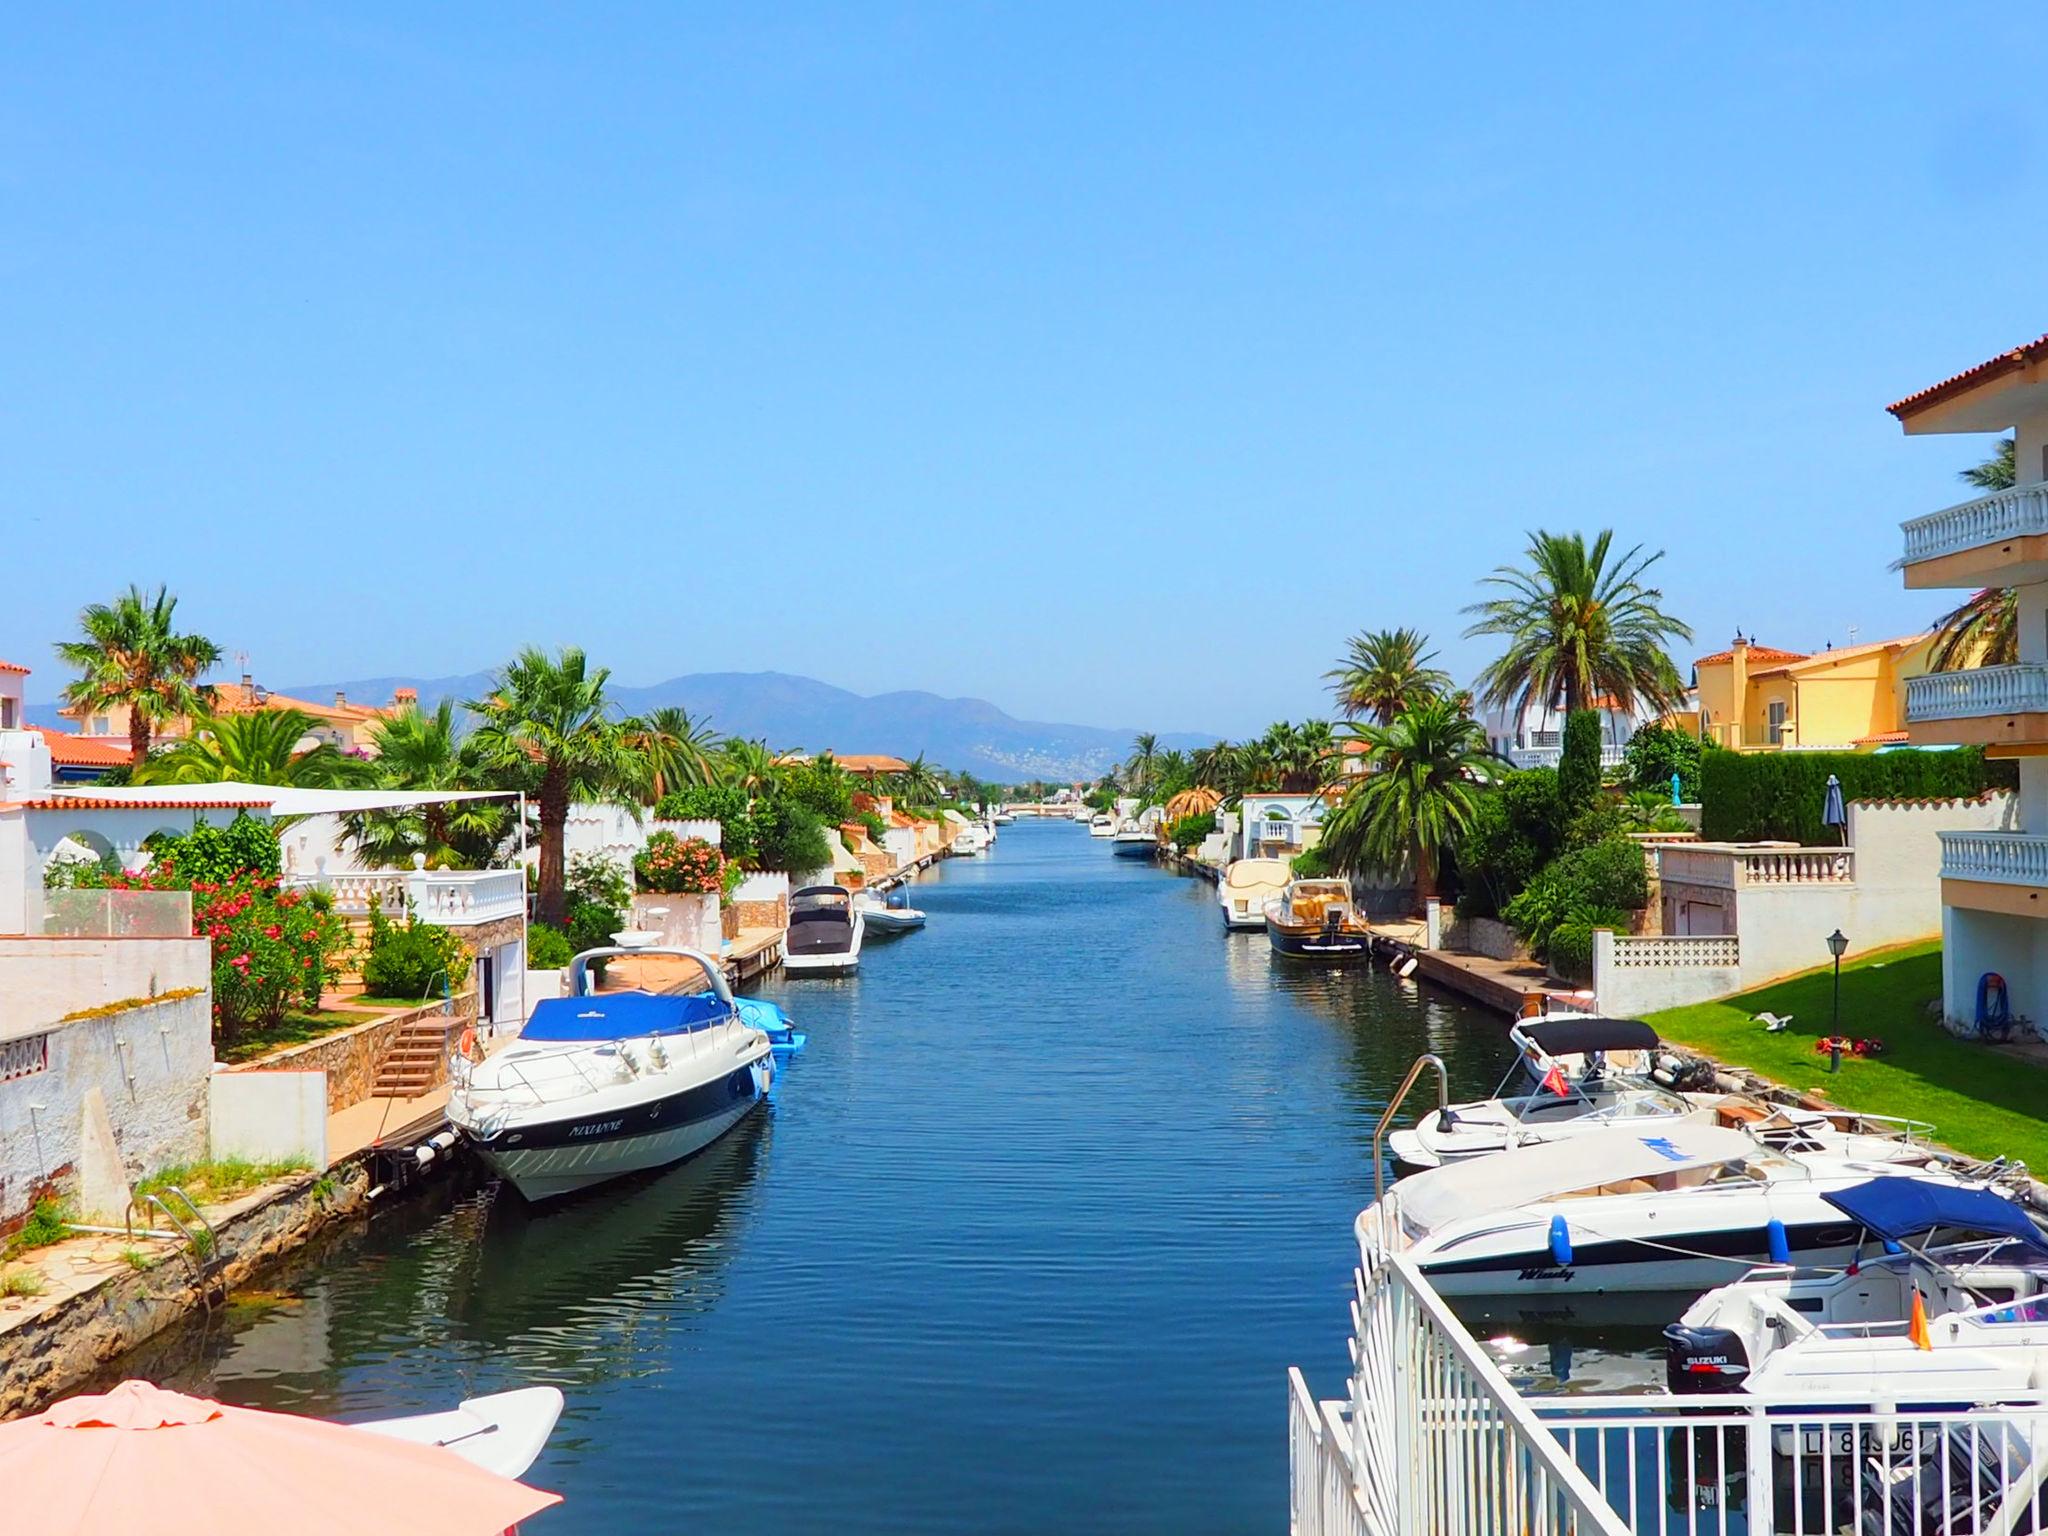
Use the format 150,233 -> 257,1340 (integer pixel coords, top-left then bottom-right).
633,832 -> 725,895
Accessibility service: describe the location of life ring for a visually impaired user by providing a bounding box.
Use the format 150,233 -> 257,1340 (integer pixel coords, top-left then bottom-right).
456,1025 -> 478,1060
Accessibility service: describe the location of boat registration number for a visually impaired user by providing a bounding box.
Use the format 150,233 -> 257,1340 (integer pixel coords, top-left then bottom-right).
1776,1425 -> 1920,1459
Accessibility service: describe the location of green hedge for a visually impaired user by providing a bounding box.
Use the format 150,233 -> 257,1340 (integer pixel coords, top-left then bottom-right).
1699,748 -> 2015,843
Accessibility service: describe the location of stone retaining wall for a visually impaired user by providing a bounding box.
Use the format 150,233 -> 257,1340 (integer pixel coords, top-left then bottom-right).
229,992 -> 479,1113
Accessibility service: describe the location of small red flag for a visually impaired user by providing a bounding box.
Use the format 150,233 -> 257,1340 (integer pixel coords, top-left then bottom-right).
1542,1064 -> 1570,1097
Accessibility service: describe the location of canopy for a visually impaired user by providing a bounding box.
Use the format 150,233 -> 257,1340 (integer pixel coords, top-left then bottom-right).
1223,858 -> 1292,892
0,1379 -> 558,1536
522,992 -> 732,1042
48,781 -> 517,816
1821,1177 -> 2045,1247
1513,1018 -> 1660,1058
1395,1123 -> 1756,1233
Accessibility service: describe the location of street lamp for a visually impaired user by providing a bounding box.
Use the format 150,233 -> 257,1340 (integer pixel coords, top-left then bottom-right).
1826,928 -> 1849,1050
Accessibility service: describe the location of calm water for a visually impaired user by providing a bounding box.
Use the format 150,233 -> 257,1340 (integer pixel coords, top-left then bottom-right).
111,822 -> 1539,1534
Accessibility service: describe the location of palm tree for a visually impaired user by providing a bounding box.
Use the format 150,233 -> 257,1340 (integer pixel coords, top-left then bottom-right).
624,706 -> 722,803
1933,441 -> 2022,671
341,701 -> 509,867
717,738 -> 784,799
55,584 -> 222,762
1189,740 -> 1236,792
1463,529 -> 1691,718
888,753 -> 945,807
1320,699 -> 1501,905
133,708 -> 377,789
464,647 -> 647,925
1325,627 -> 1452,722
1127,732 -> 1161,797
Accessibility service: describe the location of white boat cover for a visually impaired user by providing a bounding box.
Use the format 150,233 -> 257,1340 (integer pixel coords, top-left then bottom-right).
1394,1122 -> 1758,1233
1223,859 -> 1291,893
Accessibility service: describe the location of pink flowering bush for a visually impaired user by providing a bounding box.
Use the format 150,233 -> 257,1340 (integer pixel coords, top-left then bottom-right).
633,833 -> 726,895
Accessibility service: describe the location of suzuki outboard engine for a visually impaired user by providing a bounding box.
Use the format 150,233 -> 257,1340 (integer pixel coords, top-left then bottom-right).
1663,1323 -> 1751,1393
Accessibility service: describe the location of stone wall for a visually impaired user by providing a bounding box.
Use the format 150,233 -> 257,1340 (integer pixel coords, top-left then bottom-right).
1442,915 -> 1527,962
0,991 -> 212,1229
227,992 -> 479,1113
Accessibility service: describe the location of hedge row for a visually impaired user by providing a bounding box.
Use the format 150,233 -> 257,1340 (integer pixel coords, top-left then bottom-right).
1699,747 -> 2015,843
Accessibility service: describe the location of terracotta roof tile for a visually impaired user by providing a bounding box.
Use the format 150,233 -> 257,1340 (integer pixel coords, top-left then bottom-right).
1750,633 -> 1931,678
1696,644 -> 1809,667
1889,332 -> 2048,419
6,794 -> 273,811
0,659 -> 28,674
32,729 -> 134,767
1853,729 -> 1912,746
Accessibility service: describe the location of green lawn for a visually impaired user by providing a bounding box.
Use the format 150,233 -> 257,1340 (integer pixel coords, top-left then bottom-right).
1647,941 -> 2048,1170
217,1009 -> 372,1065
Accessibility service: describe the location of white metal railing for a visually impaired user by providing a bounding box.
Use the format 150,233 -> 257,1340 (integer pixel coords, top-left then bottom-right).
1941,829 -> 2048,886
1606,933 -> 1741,969
1288,1369 -> 1371,1536
1902,481 -> 2048,565
1908,663 -> 2048,723
1657,844 -> 1854,889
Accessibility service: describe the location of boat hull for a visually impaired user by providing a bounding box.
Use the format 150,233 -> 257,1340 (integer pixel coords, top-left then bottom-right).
861,910 -> 925,932
1264,921 -> 1373,961
1420,1221 -> 1867,1299
470,1058 -> 771,1202
784,948 -> 861,974
1111,840 -> 1156,858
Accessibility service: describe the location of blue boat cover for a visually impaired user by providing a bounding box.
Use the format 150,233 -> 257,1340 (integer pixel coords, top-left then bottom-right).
731,997 -> 792,1032
1821,1177 -> 2043,1247
522,992 -> 733,1042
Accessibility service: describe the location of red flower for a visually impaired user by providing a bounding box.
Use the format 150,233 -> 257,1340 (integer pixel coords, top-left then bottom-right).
264,924 -> 282,940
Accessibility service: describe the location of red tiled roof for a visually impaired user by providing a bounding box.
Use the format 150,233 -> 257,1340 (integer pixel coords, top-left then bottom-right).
832,754 -> 913,775
32,729 -> 134,768
1854,729 -> 1911,746
1888,332 -> 2048,420
1751,633 -> 1931,677
6,795 -> 273,811
1696,644 -> 1809,667
0,659 -> 28,674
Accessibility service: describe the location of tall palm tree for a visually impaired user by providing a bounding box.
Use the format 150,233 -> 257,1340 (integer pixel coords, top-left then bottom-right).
1933,440 -> 2022,671
624,706 -> 722,803
1320,699 -> 1500,905
1127,732 -> 1161,797
888,753 -> 945,807
1463,529 -> 1691,717
717,738 -> 784,799
133,708 -> 377,789
55,584 -> 222,762
464,647 -> 647,925
341,701 -> 508,867
1325,627 -> 1452,722
1189,740 -> 1236,792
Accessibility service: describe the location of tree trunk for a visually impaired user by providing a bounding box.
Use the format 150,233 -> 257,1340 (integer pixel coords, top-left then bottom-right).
536,772 -> 569,926
128,709 -> 152,766
1413,837 -> 1437,911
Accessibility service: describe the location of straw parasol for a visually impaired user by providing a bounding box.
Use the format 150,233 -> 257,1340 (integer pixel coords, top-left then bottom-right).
1163,786 -> 1221,823
0,1379 -> 561,1535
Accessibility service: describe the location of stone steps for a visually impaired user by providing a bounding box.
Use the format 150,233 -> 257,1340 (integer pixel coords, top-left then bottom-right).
371,1015 -> 457,1099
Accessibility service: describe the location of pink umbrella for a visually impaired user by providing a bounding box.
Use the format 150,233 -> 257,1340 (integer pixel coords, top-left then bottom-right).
1,1379 -> 561,1536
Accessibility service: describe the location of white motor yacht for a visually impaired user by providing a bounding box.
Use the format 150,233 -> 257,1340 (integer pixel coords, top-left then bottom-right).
1110,820 -> 1155,858
951,823 -> 990,855
1375,1121 -> 1985,1302
784,884 -> 865,973
1088,813 -> 1115,838
1219,858 -> 1292,929
447,946 -> 773,1202
1665,1174 -> 2048,1401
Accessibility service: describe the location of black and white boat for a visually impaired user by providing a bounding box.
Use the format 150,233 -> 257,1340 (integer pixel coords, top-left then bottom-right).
784,884 -> 864,974
1110,820 -> 1156,858
447,946 -> 774,1202
1263,878 -> 1372,960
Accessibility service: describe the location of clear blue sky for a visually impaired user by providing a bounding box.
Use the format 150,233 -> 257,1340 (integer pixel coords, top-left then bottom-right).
5,5 -> 2042,739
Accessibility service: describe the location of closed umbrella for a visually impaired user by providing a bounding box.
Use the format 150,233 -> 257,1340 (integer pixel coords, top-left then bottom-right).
1822,773 -> 1847,846
0,1379 -> 560,1536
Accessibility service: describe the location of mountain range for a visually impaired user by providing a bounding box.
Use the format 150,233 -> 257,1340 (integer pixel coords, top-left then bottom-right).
259,670 -> 1219,783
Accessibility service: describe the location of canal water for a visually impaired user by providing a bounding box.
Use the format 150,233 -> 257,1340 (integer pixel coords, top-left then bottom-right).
111,822 -> 1551,1534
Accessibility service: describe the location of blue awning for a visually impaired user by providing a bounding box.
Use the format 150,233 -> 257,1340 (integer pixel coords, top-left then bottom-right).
521,992 -> 733,1042
1821,1177 -> 2043,1246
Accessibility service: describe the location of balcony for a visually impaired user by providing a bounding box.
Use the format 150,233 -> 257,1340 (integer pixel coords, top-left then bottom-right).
1941,831 -> 2048,917
1900,482 -> 2048,589
288,867 -> 528,927
1658,843 -> 1854,890
1507,742 -> 1627,770
1906,663 -> 2048,747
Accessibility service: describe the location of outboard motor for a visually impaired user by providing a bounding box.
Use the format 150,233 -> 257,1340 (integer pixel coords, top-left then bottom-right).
1662,1323 -> 1751,1393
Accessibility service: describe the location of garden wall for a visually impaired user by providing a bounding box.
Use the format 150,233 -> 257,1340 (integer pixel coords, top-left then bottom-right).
226,993 -> 479,1113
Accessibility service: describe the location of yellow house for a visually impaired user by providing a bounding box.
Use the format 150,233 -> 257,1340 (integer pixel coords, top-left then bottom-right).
1693,632 -> 1937,751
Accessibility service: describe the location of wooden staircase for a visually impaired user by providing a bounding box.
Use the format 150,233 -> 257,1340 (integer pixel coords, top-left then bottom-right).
373,1012 -> 456,1099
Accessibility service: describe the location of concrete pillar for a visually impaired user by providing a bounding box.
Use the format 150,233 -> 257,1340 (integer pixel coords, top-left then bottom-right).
1424,897 -> 1441,951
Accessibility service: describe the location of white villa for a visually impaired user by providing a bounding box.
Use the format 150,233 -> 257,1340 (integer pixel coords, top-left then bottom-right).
1480,695 -> 1658,771
1892,330 -> 2048,1034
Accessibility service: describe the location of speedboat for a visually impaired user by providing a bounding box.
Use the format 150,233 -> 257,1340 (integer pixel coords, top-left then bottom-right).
785,884 -> 864,974
1665,1175 -> 2048,1401
447,946 -> 774,1202
1263,877 -> 1372,960
1110,820 -> 1156,858
357,1386 -> 564,1479
1088,813 -> 1115,838
952,823 -> 990,855
1219,857 -> 1291,929
855,889 -> 926,933
1373,1121 -> 1985,1302
733,995 -> 806,1054
1389,1017 -> 1720,1169
993,809 -> 1015,826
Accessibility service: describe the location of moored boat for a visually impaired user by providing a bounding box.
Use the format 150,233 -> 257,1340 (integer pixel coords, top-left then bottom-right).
1088,813 -> 1115,837
855,888 -> 927,933
785,884 -> 865,974
1110,820 -> 1156,858
1262,877 -> 1371,960
1218,857 -> 1291,929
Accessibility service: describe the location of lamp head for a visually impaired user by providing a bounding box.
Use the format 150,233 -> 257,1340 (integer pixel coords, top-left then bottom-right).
1826,929 -> 1848,960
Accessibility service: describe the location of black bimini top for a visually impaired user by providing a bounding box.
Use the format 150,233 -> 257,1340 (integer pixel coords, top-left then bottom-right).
1515,1018 -> 1660,1057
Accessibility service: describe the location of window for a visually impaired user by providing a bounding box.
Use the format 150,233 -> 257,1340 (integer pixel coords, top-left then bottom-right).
1767,701 -> 1788,745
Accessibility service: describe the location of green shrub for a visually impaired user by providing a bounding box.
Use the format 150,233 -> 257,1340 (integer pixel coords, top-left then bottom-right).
782,760 -> 854,824
1546,908 -> 1629,983
526,922 -> 576,969
857,810 -> 890,847
147,812 -> 281,885
360,897 -> 472,1000
1503,835 -> 1648,956
751,798 -> 831,875
1290,845 -> 1334,878
566,898 -> 624,956
1699,747 -> 2013,843
656,785 -> 758,866
1623,725 -> 1705,801
1557,710 -> 1603,813
1455,769 -> 1564,919
1168,811 -> 1216,851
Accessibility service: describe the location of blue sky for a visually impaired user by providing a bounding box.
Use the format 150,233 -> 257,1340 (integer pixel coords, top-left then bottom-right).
4,5 -> 2042,739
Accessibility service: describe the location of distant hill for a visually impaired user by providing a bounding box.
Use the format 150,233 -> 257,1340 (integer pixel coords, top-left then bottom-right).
272,669 -> 1216,784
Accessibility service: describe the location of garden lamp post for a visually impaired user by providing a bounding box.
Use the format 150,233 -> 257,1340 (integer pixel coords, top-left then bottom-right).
1826,929 -> 1849,1069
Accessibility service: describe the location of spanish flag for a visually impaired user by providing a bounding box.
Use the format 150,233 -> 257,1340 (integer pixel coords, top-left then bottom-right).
1542,1064 -> 1570,1097
1910,1288 -> 1933,1351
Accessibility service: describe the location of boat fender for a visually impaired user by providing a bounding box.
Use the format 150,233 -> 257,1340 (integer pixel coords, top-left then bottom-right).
1766,1218 -> 1790,1266
1548,1215 -> 1573,1267
1394,955 -> 1418,979
1882,1238 -> 1903,1255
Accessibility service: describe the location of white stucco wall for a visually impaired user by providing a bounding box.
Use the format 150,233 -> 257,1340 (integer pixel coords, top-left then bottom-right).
0,937 -> 211,1034
209,1070 -> 328,1169
1593,931 -> 1745,1017
0,990 -> 212,1223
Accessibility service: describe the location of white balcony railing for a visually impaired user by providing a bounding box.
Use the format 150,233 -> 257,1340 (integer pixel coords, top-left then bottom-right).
1907,663 -> 2048,723
1658,843 -> 1854,888
1254,820 -> 1301,846
1507,742 -> 1627,771
1941,830 -> 2048,887
289,867 -> 527,926
1901,482 -> 2048,565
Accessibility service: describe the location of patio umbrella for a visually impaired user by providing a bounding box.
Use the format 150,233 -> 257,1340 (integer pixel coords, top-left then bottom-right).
0,1379 -> 560,1536
1821,773 -> 1847,846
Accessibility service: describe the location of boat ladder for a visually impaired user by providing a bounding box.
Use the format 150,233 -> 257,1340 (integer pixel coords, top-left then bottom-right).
1371,1052 -> 1447,1203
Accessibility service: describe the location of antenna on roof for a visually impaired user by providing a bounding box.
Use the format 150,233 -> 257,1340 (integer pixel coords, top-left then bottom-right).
1847,625 -> 1859,648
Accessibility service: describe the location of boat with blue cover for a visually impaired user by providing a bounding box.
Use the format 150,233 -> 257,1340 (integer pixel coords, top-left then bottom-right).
447,946 -> 774,1202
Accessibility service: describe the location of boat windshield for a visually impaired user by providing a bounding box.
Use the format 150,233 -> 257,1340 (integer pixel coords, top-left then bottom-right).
1501,1077 -> 1690,1126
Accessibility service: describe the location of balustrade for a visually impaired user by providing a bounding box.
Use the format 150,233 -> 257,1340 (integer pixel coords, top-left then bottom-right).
1941,830 -> 2048,887
1901,482 -> 2048,565
1906,664 -> 2048,723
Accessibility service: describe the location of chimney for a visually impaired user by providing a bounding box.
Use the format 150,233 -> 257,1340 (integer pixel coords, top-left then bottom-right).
1728,633 -> 1750,746
334,690 -> 348,708
393,686 -> 418,706
241,670 -> 253,690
